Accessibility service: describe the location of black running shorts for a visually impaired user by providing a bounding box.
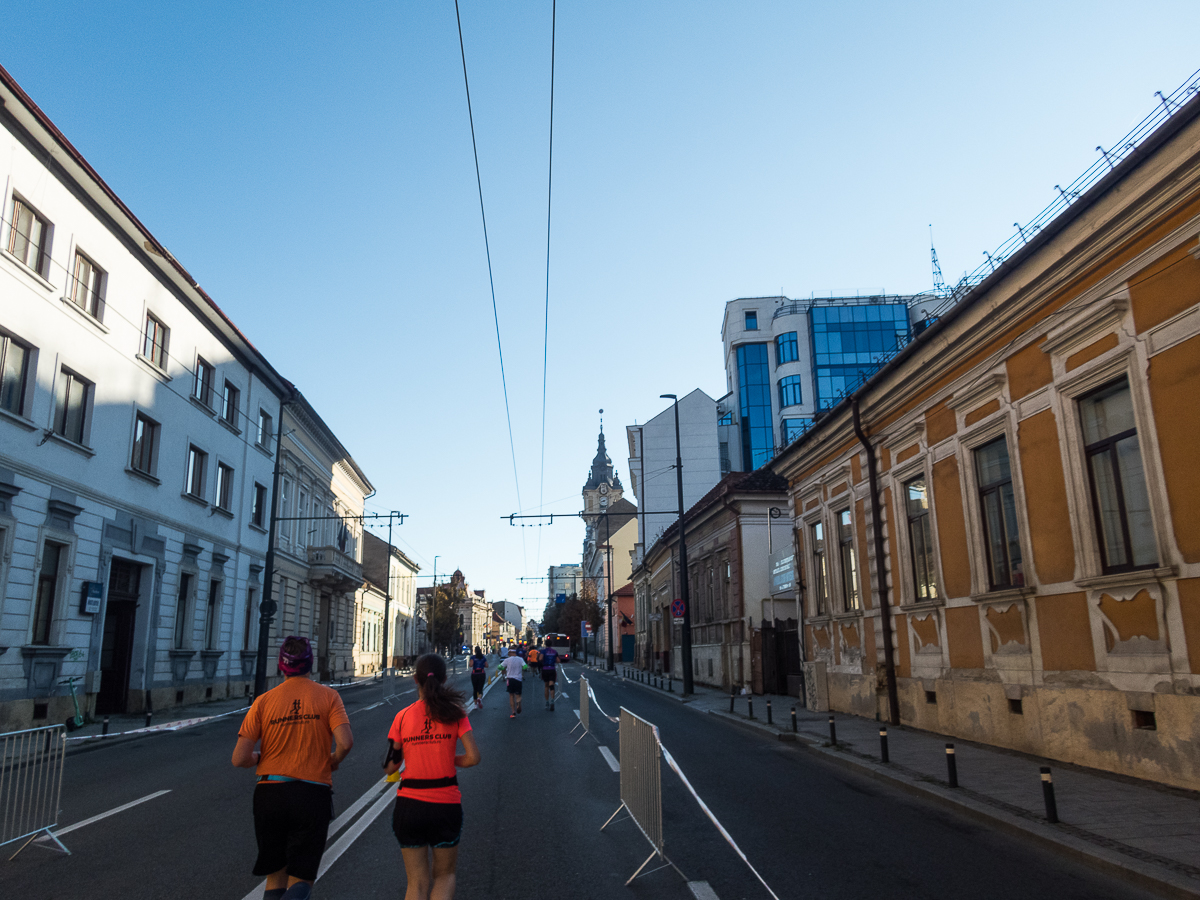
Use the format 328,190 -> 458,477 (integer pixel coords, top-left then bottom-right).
252,781 -> 333,881
506,677 -> 523,694
541,669 -> 557,683
393,796 -> 463,848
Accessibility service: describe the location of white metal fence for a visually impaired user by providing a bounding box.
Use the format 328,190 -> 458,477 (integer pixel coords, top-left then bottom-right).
1,724 -> 69,858
571,674 -> 591,744
601,707 -> 679,884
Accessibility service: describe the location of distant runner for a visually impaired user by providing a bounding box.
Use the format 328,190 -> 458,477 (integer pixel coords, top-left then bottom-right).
232,636 -> 353,900
526,645 -> 541,672
469,646 -> 488,710
499,648 -> 525,718
540,639 -> 559,711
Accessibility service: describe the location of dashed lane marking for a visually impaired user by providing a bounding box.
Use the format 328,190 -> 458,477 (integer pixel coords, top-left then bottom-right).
688,882 -> 720,899
37,789 -> 171,841
598,746 -> 620,772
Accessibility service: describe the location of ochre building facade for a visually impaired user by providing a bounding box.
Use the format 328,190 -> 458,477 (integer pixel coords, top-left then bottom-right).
773,93 -> 1200,789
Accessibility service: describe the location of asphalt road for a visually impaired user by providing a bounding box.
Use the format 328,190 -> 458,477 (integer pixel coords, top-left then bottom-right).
1,660 -> 1163,900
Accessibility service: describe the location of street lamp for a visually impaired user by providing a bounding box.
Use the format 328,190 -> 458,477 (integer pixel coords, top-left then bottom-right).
661,393 -> 694,696
429,556 -> 440,653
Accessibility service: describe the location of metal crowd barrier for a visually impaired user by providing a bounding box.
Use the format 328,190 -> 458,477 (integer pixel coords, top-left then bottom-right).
571,674 -> 591,744
381,667 -> 400,703
2,724 -> 69,859
601,707 -> 679,884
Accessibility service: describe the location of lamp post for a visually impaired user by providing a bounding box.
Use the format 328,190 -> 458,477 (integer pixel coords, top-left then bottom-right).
253,396 -> 293,699
428,556 -> 439,653
381,511 -> 401,671
661,394 -> 693,696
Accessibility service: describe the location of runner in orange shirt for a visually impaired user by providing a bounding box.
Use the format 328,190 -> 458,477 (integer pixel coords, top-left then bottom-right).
232,636 -> 353,900
384,653 -> 481,900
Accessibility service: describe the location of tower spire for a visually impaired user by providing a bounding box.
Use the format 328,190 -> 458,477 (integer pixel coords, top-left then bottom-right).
930,224 -> 947,295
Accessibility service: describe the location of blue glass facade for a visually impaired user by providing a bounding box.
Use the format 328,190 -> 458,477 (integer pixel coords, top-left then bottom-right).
810,304 -> 910,409
780,417 -> 812,448
736,343 -> 774,470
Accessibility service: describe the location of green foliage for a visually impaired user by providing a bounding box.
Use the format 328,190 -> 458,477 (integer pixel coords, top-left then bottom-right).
429,583 -> 462,651
541,590 -> 600,652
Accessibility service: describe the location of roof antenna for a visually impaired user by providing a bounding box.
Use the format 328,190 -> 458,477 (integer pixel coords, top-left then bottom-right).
930,225 -> 946,295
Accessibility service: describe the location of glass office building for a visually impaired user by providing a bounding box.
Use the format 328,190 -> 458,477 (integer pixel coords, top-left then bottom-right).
810,304 -> 910,410
736,343 -> 774,470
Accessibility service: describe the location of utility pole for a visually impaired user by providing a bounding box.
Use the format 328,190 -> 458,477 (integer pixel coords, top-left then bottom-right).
661,394 -> 693,695
428,556 -> 439,654
254,396 -> 292,698
605,512 -> 615,671
381,511 -> 400,671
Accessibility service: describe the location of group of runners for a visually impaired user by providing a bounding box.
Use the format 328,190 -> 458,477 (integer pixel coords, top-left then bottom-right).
232,635 -> 564,899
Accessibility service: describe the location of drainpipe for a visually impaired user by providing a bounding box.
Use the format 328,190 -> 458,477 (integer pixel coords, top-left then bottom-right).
852,397 -> 900,726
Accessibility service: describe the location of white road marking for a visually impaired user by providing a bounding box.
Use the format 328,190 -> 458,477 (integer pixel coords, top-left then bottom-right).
688,881 -> 720,899
327,776 -> 389,837
352,701 -> 383,715
598,746 -> 620,772
39,789 -> 171,840
316,783 -> 395,879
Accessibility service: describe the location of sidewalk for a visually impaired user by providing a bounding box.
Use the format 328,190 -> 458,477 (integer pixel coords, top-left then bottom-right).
60,675 -> 380,752
601,664 -> 1200,900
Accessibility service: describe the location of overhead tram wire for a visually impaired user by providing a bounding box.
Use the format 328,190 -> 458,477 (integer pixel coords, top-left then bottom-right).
536,0 -> 557,578
453,0 -> 525,570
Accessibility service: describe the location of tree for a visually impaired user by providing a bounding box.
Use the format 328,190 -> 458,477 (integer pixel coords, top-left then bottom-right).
430,583 -> 461,653
547,591 -> 601,654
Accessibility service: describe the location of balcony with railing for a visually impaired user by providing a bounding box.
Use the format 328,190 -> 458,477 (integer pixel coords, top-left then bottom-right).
307,545 -> 362,594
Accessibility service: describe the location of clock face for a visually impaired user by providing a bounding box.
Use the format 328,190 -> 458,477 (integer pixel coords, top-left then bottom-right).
599,496 -> 608,507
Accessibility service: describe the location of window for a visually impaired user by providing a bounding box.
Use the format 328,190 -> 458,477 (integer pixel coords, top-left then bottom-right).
780,418 -> 811,448
779,375 -> 803,409
71,251 -> 104,318
53,368 -> 91,444
280,478 -> 293,541
775,331 -> 798,366
216,463 -> 234,511
744,310 -> 758,330
206,579 -> 222,649
175,573 -> 193,649
186,445 -> 207,498
257,409 -> 273,447
1079,378 -> 1156,572
222,382 -> 240,427
8,197 -> 49,276
811,522 -> 828,615
838,509 -> 860,611
905,477 -> 938,601
0,332 -> 31,416
252,482 -> 268,528
131,412 -> 159,475
193,358 -> 214,408
33,542 -> 65,644
975,437 -> 1024,589
143,314 -> 169,369
736,343 -> 774,469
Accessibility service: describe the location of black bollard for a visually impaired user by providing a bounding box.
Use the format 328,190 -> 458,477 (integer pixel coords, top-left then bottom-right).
102,716 -> 110,736
1040,767 -> 1059,823
731,688 -> 736,713
146,710 -> 153,727
748,695 -> 755,719
879,726 -> 889,763
668,674 -> 673,693
828,714 -> 837,746
766,699 -> 773,725
791,706 -> 797,733
945,743 -> 958,787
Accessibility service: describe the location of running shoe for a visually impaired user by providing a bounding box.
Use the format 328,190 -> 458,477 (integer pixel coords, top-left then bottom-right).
510,713 -> 515,718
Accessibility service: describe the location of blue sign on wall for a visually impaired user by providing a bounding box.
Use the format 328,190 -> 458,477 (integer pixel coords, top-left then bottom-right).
556,592 -> 567,604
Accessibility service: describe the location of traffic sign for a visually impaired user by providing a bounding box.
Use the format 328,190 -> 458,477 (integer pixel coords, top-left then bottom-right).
556,592 -> 566,604
670,598 -> 685,622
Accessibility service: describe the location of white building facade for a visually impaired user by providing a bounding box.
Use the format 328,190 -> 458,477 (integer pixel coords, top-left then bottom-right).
0,67 -> 289,729
626,389 -> 722,568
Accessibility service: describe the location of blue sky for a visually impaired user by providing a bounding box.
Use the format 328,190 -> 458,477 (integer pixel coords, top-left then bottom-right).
5,2 -> 1198,613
